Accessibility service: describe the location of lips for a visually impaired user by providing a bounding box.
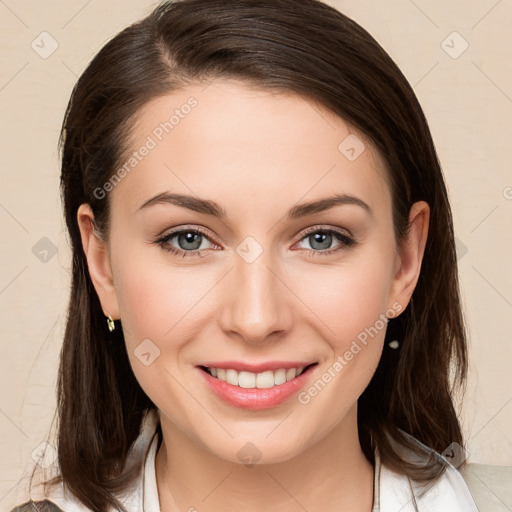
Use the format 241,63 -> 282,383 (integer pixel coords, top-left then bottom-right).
196,362 -> 318,410
198,360 -> 316,373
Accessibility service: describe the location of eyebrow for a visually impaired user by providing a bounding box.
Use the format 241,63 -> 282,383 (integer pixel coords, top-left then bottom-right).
137,192 -> 372,219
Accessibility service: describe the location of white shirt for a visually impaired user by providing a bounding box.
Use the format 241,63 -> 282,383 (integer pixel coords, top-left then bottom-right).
24,408 -> 479,512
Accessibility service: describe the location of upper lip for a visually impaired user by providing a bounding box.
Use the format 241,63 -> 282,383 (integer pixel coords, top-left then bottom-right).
198,361 -> 316,373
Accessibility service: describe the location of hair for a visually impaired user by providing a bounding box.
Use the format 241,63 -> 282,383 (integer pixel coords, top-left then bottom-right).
48,0 -> 468,510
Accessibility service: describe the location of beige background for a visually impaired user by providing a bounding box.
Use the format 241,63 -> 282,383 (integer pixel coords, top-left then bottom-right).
1,0 -> 511,508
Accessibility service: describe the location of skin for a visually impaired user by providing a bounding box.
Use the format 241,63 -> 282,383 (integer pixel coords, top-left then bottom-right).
77,80 -> 429,512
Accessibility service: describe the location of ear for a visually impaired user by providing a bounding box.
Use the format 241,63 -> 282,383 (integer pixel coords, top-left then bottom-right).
77,203 -> 120,320
388,201 -> 430,315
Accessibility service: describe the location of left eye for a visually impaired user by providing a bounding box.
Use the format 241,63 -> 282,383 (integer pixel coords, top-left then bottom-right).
295,229 -> 355,254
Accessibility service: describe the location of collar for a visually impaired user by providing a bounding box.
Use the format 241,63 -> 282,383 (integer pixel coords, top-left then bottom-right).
139,410 -> 478,512
39,408 -> 479,512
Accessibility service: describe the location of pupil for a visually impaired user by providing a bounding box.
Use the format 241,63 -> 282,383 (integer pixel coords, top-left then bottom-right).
311,232 -> 332,250
179,232 -> 202,250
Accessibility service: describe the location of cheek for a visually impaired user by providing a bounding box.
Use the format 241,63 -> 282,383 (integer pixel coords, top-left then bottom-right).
110,250 -> 211,411
288,246 -> 396,413
292,257 -> 393,422
110,238 -> 223,378
110,231 -> 183,333
291,252 -> 395,346
114,260 -> 212,344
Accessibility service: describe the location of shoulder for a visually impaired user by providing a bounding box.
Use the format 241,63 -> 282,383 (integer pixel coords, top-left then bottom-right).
9,409 -> 161,512
9,500 -> 65,512
376,432 -> 480,511
379,463 -> 480,511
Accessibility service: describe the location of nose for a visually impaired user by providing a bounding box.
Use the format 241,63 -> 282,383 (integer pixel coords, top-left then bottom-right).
218,249 -> 293,345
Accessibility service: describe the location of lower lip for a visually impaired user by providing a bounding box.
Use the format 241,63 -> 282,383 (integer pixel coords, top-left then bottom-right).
197,365 -> 317,410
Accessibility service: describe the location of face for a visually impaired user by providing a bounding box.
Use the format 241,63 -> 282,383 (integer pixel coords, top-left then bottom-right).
79,79 -> 427,465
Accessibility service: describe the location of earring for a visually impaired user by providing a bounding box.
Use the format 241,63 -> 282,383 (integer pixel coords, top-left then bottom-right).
107,314 -> 115,332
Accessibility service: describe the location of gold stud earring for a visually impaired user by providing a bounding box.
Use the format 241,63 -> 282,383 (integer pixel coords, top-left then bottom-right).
107,314 -> 115,332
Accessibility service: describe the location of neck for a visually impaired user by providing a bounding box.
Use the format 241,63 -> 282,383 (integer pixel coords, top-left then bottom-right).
155,406 -> 375,512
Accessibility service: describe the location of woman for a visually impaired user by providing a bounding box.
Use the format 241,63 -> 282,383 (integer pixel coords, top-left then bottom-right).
12,0 -> 480,510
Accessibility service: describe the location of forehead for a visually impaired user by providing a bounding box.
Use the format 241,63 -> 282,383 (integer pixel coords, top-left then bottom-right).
111,79 -> 390,217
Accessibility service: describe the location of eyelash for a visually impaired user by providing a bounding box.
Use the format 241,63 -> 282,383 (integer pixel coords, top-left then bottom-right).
153,225 -> 356,258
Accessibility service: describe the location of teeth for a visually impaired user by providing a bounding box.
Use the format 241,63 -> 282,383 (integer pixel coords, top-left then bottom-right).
226,369 -> 239,386
207,366 -> 307,388
286,368 -> 297,381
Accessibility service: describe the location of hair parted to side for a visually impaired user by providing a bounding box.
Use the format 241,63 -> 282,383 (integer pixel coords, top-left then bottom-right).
51,0 -> 468,510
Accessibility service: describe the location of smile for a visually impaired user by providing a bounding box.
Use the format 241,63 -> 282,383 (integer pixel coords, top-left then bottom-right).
201,365 -> 313,388
197,363 -> 318,410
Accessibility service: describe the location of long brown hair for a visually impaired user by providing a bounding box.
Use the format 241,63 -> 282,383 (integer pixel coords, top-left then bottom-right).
50,0 -> 467,510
